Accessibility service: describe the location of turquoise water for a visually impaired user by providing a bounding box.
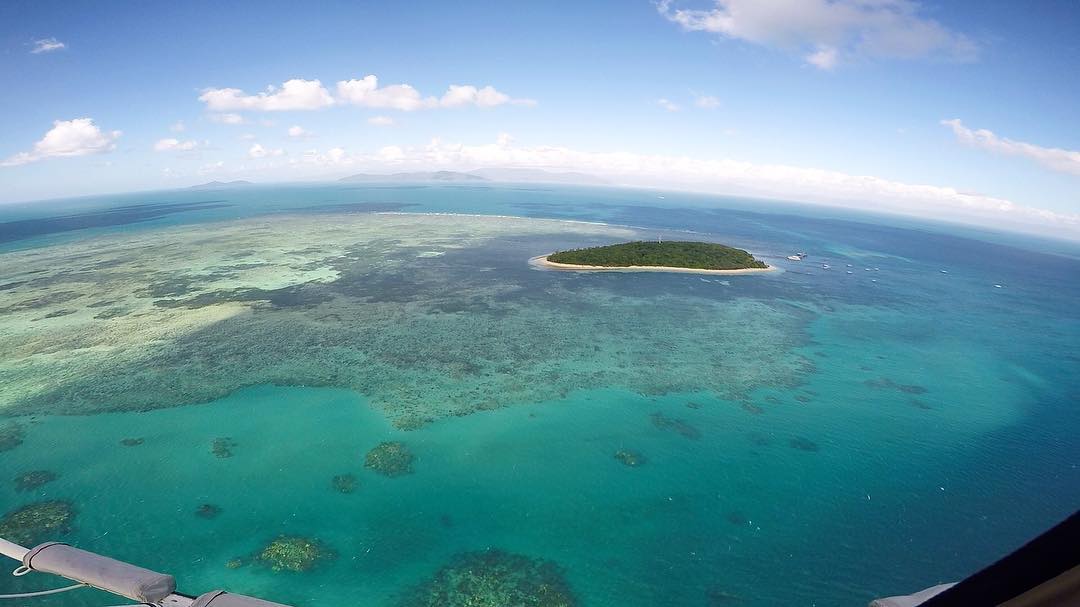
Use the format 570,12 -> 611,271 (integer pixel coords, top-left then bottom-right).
1,184 -> 1078,606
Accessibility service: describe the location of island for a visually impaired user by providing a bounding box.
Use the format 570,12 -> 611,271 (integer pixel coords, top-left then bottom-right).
532,241 -> 773,275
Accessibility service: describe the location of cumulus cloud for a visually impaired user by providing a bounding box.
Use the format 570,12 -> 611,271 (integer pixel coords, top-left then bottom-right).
287,125 -> 314,138
200,79 -> 335,112
31,37 -> 65,54
368,116 -> 395,127
336,75 -> 533,110
693,94 -> 721,109
199,74 -> 533,113
294,135 -> 1073,236
2,118 -> 121,166
153,138 -> 200,152
248,143 -> 284,158
657,98 -> 681,112
658,0 -> 978,69
942,119 -> 1080,176
209,113 -> 245,125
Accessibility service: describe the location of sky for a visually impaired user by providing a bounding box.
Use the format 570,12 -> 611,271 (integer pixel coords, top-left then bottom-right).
1,0 -> 1078,238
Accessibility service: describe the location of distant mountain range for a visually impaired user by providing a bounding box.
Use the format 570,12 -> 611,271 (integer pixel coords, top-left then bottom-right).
338,171 -> 485,183
188,180 -> 253,189
468,168 -> 608,185
338,168 -> 607,185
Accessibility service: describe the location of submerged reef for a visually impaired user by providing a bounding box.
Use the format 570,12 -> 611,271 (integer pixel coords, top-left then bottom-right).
650,412 -> 702,440
255,535 -> 335,572
212,437 -> 236,458
14,470 -> 58,492
195,503 -> 222,519
864,377 -> 928,395
400,548 -> 577,607
365,442 -> 414,477
613,449 -> 646,467
331,474 -> 358,493
0,500 -> 75,545
789,436 -> 820,452
0,421 -> 25,452
0,214 -> 814,427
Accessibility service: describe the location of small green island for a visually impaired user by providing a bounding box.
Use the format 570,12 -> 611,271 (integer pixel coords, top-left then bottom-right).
538,241 -> 771,274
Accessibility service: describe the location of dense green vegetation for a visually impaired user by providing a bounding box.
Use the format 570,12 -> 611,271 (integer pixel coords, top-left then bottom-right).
547,241 -> 767,270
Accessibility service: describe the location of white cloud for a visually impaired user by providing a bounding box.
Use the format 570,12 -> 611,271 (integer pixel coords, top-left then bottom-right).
200,79 -> 335,112
657,98 -> 681,112
287,125 -> 314,138
368,115 -> 395,127
170,120 -> 186,133
336,75 -> 534,110
199,74 -> 533,113
658,0 -> 978,69
248,143 -> 285,158
693,94 -> 721,109
31,38 -> 65,54
199,161 -> 225,175
153,138 -> 200,152
942,119 -> 1080,176
805,45 -> 838,70
2,118 -> 121,166
209,113 -> 245,125
295,135 -> 1074,236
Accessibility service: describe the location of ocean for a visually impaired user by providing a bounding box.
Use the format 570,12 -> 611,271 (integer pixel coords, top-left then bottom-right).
0,183 -> 1077,606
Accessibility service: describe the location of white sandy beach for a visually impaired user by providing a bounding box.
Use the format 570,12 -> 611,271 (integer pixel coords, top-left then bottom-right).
530,254 -> 776,275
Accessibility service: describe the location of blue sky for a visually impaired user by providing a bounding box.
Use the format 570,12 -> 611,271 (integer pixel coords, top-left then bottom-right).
1,0 -> 1078,237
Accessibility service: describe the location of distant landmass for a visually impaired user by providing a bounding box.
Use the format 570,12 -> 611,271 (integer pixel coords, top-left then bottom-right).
337,168 -> 607,186
339,171 -> 486,183
188,180 -> 253,189
469,168 -> 608,185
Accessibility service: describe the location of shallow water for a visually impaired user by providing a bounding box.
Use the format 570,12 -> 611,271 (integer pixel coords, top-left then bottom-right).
0,184 -> 1077,606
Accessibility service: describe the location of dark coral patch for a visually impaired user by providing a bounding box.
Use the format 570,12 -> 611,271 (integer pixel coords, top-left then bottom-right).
650,412 -> 701,440
864,377 -> 928,395
14,470 -> 58,492
0,422 -> 26,452
788,436 -> 819,452
332,474 -> 358,493
613,449 -> 646,467
212,437 -> 236,458
0,500 -> 75,545
365,442 -> 414,477
256,535 -> 335,572
399,549 -> 577,607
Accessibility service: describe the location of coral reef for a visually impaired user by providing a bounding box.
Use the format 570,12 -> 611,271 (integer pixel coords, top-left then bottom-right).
0,214 -> 813,427
0,500 -> 75,545
14,470 -> 58,492
864,377 -> 928,395
650,412 -> 701,440
365,442 -> 414,477
613,449 -> 646,467
788,436 -> 819,452
331,474 -> 358,493
255,535 -> 335,572
212,437 -> 236,458
399,549 -> 577,607
196,503 -> 222,519
0,421 -> 25,452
